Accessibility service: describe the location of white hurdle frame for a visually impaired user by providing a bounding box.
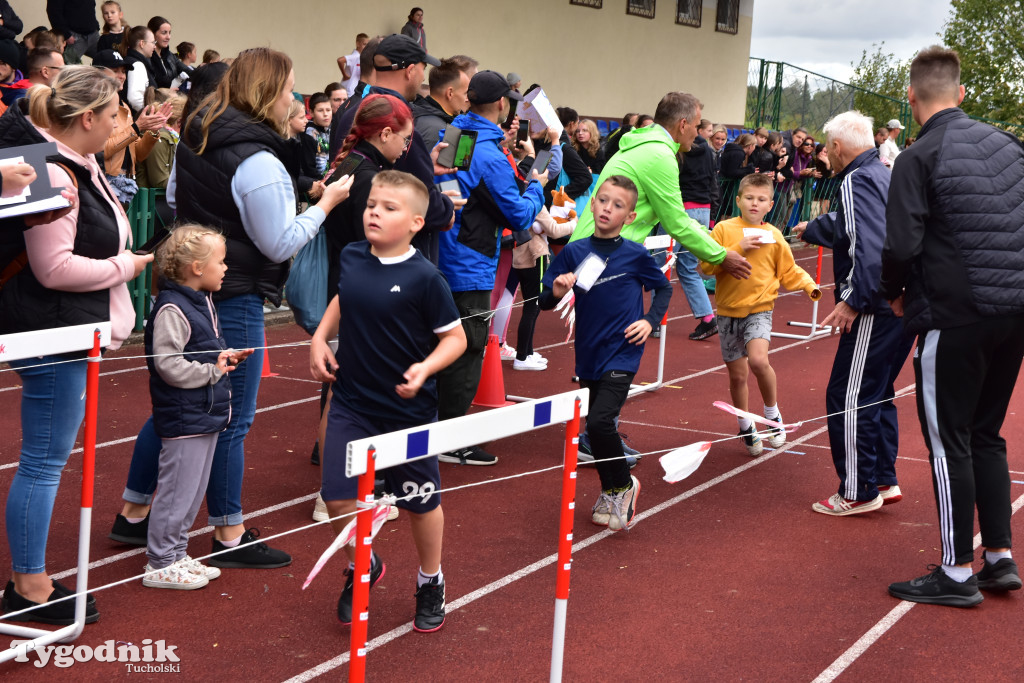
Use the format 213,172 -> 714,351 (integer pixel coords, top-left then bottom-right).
0,322 -> 111,663
771,245 -> 832,340
343,389 -> 589,683
629,233 -> 673,397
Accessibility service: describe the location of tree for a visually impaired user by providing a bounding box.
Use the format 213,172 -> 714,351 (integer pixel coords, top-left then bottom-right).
942,0 -> 1024,128
848,43 -> 911,137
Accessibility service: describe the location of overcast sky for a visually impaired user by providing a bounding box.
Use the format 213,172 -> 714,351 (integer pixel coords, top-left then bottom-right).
749,0 -> 953,83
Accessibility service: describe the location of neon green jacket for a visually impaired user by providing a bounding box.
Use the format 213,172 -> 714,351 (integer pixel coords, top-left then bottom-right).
571,125 -> 727,264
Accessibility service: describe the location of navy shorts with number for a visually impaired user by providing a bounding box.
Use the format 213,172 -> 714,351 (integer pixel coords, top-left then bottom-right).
321,402 -> 441,513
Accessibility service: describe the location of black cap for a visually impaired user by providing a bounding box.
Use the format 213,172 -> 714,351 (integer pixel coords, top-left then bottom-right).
373,34 -> 440,71
0,39 -> 18,69
92,49 -> 127,69
468,70 -> 523,105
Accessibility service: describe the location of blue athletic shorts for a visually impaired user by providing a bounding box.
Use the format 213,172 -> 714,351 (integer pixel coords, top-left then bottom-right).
321,402 -> 441,513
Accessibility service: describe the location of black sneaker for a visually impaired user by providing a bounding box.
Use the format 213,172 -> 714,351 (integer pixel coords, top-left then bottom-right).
888,565 -> 983,607
689,318 -> 719,341
108,512 -> 150,545
437,445 -> 497,466
310,441 -> 320,466
413,576 -> 446,633
337,552 -> 385,625
976,557 -> 1022,592
208,528 -> 292,569
2,580 -> 99,625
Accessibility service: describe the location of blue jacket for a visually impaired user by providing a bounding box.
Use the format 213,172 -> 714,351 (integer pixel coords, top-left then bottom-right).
145,280 -> 232,439
437,111 -> 544,292
802,147 -> 892,314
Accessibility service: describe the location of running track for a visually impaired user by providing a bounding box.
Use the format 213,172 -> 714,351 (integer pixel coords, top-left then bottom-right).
1,246 -> 1022,681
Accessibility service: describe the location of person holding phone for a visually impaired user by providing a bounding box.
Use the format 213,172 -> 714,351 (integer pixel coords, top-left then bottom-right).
434,70 -> 547,466
1,68 -> 151,625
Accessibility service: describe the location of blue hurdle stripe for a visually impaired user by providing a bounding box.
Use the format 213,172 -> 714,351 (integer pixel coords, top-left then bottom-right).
407,430 -> 429,459
534,401 -> 552,427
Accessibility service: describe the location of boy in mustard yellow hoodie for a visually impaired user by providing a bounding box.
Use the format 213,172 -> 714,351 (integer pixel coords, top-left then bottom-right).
700,174 -> 820,455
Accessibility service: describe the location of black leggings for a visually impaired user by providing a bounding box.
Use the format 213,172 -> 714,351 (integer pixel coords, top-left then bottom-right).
514,257 -> 543,361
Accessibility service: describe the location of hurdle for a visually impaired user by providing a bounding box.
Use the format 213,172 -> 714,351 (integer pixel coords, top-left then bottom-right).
628,233 -> 674,397
343,389 -> 588,683
0,322 -> 110,663
771,245 -> 832,340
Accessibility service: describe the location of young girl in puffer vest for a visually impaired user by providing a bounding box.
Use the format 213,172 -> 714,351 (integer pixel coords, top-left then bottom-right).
142,225 -> 253,589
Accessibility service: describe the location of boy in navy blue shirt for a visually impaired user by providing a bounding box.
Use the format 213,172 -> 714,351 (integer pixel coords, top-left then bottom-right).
540,176 -> 672,530
310,170 -> 467,632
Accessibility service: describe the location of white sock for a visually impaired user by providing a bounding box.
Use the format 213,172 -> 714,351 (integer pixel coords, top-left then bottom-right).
125,516 -> 147,524
737,416 -> 752,431
941,564 -> 973,583
764,404 -> 780,421
985,550 -> 1012,564
219,535 -> 241,548
417,566 -> 442,588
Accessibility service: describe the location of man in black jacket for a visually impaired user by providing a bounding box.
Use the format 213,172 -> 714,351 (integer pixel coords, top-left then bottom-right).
883,46 -> 1024,607
411,54 -> 476,150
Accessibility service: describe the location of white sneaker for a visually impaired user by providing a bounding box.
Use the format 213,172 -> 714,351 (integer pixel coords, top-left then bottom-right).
182,555 -> 221,580
143,561 -> 209,590
527,352 -> 548,365
513,355 -> 547,371
313,492 -> 328,522
500,343 -> 516,361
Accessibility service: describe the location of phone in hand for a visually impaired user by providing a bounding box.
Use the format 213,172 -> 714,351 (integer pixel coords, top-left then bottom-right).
516,120 -> 530,149
527,150 -> 552,180
326,154 -> 361,185
134,226 -> 170,255
452,130 -> 477,170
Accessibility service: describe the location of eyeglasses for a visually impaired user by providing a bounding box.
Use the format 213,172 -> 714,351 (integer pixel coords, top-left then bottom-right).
402,134 -> 413,151
801,141 -> 814,147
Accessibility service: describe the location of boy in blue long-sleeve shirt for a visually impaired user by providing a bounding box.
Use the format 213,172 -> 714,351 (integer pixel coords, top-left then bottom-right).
540,176 -> 672,531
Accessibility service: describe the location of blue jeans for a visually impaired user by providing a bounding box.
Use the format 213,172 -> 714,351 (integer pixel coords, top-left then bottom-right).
674,208 -> 713,319
123,294 -> 265,526
6,354 -> 88,573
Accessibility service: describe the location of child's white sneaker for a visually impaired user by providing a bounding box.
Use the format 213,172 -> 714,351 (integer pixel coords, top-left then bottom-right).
500,343 -> 516,361
143,561 -> 209,590
182,555 -> 221,580
312,492 -> 328,522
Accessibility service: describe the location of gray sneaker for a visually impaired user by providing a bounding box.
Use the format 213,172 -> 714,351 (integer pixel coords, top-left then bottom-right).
607,476 -> 640,532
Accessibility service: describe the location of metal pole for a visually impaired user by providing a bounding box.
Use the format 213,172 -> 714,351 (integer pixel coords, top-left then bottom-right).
348,447 -> 377,683
550,398 -> 581,683
772,247 -> 832,339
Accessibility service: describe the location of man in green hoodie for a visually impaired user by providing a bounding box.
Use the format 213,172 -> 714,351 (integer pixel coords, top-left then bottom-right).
572,92 -> 751,281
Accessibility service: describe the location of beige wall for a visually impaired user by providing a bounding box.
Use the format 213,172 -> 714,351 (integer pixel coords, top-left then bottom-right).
19,0 -> 753,124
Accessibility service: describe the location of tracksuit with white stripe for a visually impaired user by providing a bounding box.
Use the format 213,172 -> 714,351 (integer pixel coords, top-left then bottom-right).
881,108 -> 1024,566
803,148 -> 913,502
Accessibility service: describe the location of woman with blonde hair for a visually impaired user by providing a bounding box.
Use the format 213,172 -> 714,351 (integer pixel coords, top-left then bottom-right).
109,48 -> 352,570
0,66 -> 153,625
572,118 -> 605,174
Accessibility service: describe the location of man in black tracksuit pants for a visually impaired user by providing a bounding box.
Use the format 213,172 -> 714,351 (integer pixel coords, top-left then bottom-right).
797,113 -> 913,517
882,46 -> 1024,607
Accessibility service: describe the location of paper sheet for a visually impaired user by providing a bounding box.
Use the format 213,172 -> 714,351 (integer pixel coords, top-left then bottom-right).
742,227 -> 775,244
518,88 -> 564,139
573,253 -> 606,291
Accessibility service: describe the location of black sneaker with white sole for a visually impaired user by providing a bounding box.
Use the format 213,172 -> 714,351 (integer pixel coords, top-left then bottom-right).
413,576 -> 446,632
888,565 -> 983,607
976,557 -> 1022,592
208,528 -> 292,569
338,552 -> 386,625
437,445 -> 497,466
689,318 -> 718,341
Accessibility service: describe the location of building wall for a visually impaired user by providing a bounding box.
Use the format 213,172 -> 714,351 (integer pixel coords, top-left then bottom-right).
21,0 -> 753,124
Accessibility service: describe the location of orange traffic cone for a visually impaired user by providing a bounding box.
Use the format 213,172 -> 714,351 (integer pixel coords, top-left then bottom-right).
261,331 -> 278,378
472,334 -> 513,408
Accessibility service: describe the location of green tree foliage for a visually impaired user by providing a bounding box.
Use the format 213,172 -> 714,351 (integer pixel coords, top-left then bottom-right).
942,0 -> 1024,128
848,43 -> 911,135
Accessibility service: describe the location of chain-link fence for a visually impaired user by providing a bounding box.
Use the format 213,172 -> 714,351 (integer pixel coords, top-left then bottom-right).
746,59 -> 911,140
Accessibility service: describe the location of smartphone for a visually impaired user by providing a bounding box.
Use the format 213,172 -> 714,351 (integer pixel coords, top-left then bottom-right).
326,154 -> 361,185
436,125 -> 463,168
516,120 -> 530,148
527,149 -> 552,180
437,178 -> 461,199
452,130 -> 477,170
134,226 -> 170,255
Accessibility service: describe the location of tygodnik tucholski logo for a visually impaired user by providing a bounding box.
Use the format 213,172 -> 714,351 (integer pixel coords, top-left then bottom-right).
10,638 -> 181,672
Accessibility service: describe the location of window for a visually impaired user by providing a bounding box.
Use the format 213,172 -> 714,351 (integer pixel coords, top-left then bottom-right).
570,0 -> 603,8
626,0 -> 656,19
716,0 -> 740,34
676,0 -> 701,27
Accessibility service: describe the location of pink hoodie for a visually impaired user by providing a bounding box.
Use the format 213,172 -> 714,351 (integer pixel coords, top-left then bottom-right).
23,127 -> 137,349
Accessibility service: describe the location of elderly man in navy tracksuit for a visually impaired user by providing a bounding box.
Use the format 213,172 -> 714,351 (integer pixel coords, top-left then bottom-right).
795,110 -> 913,518
882,46 -> 1024,607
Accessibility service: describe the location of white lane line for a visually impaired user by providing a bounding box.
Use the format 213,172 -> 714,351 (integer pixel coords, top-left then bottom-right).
48,492 -> 320,581
284,421 -> 833,682
812,491 -> 1024,683
0,395 -> 319,472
